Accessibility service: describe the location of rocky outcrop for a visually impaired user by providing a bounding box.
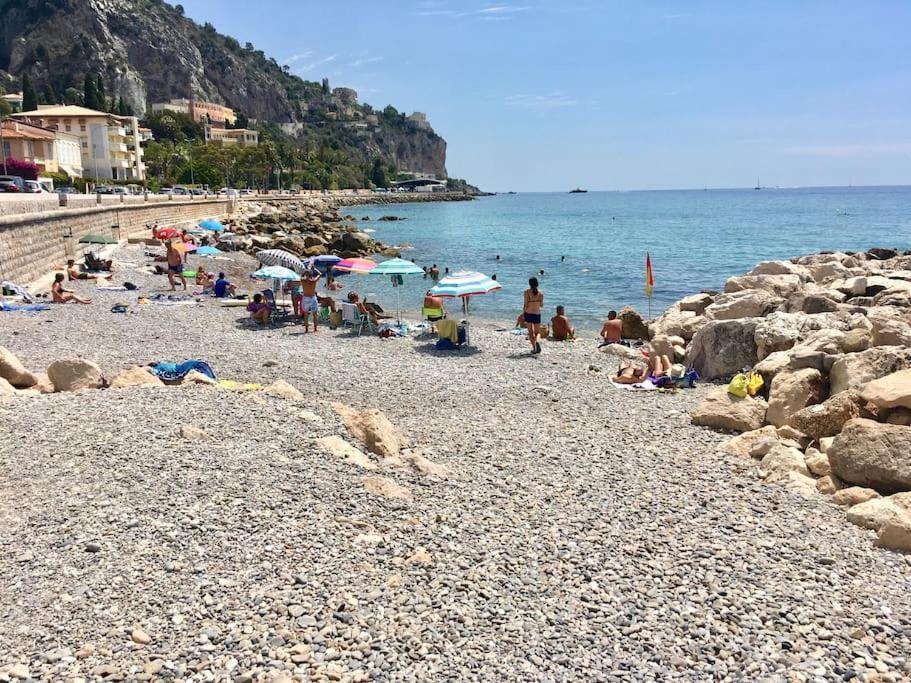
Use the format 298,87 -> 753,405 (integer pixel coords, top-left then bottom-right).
691,387 -> 767,432
686,319 -> 758,380
787,390 -> 872,439
765,368 -> 826,427
46,359 -> 104,392
860,369 -> 911,410
827,419 -> 911,493
829,346 -> 911,394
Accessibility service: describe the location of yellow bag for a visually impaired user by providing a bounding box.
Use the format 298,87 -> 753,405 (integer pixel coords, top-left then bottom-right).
746,372 -> 764,397
727,373 -> 748,398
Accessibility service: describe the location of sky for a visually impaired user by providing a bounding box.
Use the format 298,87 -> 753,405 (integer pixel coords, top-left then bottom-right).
177,1 -> 911,192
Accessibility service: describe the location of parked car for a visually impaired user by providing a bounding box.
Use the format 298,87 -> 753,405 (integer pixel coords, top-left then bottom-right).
24,180 -> 48,193
0,175 -> 26,193
190,188 -> 205,196
239,188 -> 255,196
159,187 -> 174,195
172,186 -> 190,196
57,186 -> 80,194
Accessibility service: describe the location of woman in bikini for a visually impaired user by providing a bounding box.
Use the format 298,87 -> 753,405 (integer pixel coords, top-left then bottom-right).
523,277 -> 544,354
51,273 -> 92,304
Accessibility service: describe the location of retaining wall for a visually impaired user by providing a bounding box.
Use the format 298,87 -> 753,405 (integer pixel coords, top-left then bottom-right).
0,198 -> 235,285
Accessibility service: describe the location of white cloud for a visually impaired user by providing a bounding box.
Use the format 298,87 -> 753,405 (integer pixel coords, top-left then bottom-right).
294,55 -> 337,73
505,93 -> 579,110
350,55 -> 385,68
283,51 -> 313,64
478,5 -> 528,14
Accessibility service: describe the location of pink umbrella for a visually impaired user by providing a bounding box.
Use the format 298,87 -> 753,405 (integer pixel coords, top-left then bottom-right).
333,258 -> 376,273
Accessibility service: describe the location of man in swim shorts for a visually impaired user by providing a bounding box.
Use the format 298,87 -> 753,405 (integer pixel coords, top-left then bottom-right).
165,240 -> 187,291
300,267 -> 322,332
599,310 -> 622,346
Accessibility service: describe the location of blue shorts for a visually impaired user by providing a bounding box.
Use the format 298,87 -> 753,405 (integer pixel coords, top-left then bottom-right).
168,263 -> 184,274
524,313 -> 541,324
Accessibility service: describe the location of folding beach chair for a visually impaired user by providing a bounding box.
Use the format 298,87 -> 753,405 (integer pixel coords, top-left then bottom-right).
261,289 -> 291,324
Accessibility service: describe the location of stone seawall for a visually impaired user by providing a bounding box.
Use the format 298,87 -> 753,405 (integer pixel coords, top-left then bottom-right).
0,198 -> 234,285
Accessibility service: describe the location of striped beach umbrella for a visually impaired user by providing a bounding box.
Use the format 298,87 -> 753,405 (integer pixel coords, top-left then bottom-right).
430,271 -> 502,298
333,258 -> 376,273
369,258 -> 425,276
256,249 -> 308,273
252,266 -> 299,280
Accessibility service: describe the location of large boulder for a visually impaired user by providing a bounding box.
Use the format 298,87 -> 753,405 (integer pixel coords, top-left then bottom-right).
753,312 -> 851,360
829,346 -> 911,394
649,308 -> 707,341
860,369 -> 911,411
827,418 -> 911,493
691,386 -> 768,433
876,515 -> 911,552
765,368 -> 826,427
341,231 -> 374,253
787,390 -> 873,440
686,319 -> 759,381
719,425 -> 780,457
808,261 -> 853,282
0,347 -> 38,388
619,307 -> 649,340
842,328 -> 873,353
703,290 -> 783,321
46,359 -> 104,392
724,274 -> 802,298
678,293 -> 714,315
845,494 -> 911,531
748,260 -> 812,280
753,350 -> 791,388
869,310 -> 911,347
759,444 -> 809,481
333,403 -> 404,457
649,334 -> 676,360
109,366 -> 165,389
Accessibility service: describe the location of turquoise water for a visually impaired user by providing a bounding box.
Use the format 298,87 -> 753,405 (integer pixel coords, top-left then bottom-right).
344,187 -> 911,330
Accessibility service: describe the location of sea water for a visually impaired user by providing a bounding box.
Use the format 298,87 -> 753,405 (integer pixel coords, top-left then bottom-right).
345,186 -> 911,330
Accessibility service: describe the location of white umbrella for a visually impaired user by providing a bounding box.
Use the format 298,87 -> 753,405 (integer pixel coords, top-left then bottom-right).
430,270 -> 502,329
256,249 -> 308,274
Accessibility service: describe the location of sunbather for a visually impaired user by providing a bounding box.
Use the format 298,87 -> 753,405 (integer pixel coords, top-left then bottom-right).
348,291 -> 379,327
550,305 -> 576,341
600,310 -> 623,346
67,259 -> 112,281
247,293 -> 270,325
423,291 -> 446,320
51,273 -> 92,304
213,272 -> 235,298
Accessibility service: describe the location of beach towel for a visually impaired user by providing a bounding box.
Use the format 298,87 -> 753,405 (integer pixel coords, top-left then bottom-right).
437,319 -> 459,344
609,378 -> 657,391
1,301 -> 50,312
149,360 -> 216,382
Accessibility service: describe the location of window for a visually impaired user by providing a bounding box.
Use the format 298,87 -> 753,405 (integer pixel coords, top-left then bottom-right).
26,141 -> 33,158
65,124 -> 71,132
82,142 -> 87,149
2,141 -> 9,158
47,143 -> 53,158
80,125 -> 86,132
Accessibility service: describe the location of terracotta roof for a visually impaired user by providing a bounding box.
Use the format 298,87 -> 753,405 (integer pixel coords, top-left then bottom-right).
0,121 -> 56,140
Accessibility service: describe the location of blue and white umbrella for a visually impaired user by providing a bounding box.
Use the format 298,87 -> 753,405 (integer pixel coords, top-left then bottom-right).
251,265 -> 300,281
256,249 -> 308,274
200,219 -> 225,232
430,270 -> 502,299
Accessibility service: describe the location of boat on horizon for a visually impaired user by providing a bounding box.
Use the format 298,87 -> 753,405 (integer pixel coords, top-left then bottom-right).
569,187 -> 588,193
754,177 -> 762,190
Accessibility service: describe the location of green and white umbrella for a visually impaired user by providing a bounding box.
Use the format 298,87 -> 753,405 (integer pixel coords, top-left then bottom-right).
369,258 -> 425,323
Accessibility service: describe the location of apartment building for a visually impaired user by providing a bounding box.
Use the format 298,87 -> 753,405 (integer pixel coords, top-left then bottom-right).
151,98 -> 236,126
0,119 -> 84,177
204,125 -> 259,146
13,105 -> 146,181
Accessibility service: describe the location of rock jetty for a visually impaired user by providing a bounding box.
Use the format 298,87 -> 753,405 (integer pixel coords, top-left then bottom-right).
659,248 -> 911,550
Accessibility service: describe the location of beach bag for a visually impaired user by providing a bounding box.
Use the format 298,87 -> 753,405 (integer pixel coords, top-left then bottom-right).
747,372 -> 764,397
727,373 -> 748,398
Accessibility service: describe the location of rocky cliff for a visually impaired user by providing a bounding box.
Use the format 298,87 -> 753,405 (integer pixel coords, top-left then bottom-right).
0,0 -> 448,176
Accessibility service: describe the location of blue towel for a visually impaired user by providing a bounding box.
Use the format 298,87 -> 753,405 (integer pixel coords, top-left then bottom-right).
149,360 -> 216,382
1,302 -> 50,312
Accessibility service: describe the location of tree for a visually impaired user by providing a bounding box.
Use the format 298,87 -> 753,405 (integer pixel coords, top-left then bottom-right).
0,87 -> 11,117
382,104 -> 399,119
141,110 -> 203,142
41,83 -> 56,105
234,111 -> 249,129
64,86 -> 83,105
95,74 -> 106,111
321,78 -> 330,94
370,158 -> 388,188
22,73 -> 38,112
83,73 -> 99,109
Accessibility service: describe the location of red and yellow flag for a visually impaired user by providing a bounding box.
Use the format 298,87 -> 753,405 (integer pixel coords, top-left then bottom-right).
645,252 -> 654,298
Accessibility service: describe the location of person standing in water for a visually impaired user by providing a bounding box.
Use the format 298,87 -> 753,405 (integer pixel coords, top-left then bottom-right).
523,276 -> 544,354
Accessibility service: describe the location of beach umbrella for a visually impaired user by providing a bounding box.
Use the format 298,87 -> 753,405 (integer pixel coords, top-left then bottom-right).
252,265 -> 300,281
154,227 -> 179,240
430,270 -> 502,325
369,258 -> 425,323
333,258 -> 376,273
307,254 -> 342,265
430,270 -> 502,299
173,242 -> 197,253
79,233 -> 117,244
199,219 -> 225,232
196,245 -> 223,255
256,249 -> 308,273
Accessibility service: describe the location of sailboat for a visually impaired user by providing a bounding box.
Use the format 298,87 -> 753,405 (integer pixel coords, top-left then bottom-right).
754,177 -> 762,190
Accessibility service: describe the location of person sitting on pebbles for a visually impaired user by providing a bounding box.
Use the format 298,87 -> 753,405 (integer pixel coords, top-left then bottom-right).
550,305 -> 576,342
51,273 -> 92,304
246,293 -> 271,325
67,259 -> 112,282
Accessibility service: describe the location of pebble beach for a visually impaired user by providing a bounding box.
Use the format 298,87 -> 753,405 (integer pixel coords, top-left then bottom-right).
1,245 -> 911,682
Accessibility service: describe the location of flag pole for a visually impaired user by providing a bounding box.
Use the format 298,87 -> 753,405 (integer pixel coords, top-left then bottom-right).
645,251 -> 654,320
